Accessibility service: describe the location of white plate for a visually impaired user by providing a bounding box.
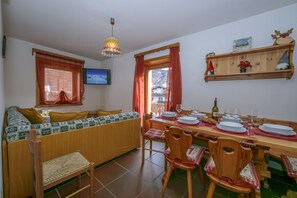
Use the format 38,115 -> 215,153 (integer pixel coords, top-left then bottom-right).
220,121 -> 243,129
221,118 -> 241,123
259,125 -> 296,136
216,124 -> 246,133
262,123 -> 293,132
177,119 -> 200,125
179,116 -> 197,122
162,113 -> 177,118
191,112 -> 206,117
163,111 -> 176,115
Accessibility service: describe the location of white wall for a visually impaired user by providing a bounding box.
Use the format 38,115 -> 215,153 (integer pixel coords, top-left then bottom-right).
0,2 -> 5,196
4,37 -> 105,111
103,3 -> 297,121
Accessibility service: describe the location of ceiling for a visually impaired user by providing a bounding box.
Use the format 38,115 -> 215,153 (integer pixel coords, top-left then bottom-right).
3,0 -> 297,61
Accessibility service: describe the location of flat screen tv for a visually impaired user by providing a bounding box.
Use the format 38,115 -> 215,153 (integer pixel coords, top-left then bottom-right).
83,68 -> 111,85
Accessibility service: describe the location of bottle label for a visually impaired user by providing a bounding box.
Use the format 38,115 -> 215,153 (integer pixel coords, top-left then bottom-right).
212,112 -> 219,117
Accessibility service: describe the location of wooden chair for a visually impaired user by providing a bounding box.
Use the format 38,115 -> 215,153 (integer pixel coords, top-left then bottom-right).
205,138 -> 260,198
142,113 -> 167,168
280,154 -> 297,183
27,129 -> 95,198
161,126 -> 205,198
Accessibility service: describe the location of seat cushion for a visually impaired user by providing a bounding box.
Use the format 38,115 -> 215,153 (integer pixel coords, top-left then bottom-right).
43,152 -> 90,185
204,157 -> 260,190
165,144 -> 205,166
281,154 -> 297,178
144,128 -> 165,140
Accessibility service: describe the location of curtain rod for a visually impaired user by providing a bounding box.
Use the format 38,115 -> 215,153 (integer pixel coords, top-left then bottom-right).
32,48 -> 85,64
134,42 -> 179,58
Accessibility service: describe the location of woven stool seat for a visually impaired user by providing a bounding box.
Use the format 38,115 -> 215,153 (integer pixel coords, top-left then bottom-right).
43,152 -> 90,185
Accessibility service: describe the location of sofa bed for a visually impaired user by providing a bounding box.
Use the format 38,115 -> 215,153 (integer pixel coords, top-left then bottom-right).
2,107 -> 141,198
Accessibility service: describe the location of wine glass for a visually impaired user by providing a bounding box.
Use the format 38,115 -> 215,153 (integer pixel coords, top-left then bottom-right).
191,105 -> 199,114
248,109 -> 258,127
176,104 -> 182,115
233,107 -> 241,118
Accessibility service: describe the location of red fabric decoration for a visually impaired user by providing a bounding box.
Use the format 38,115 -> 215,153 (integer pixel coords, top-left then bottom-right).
132,55 -> 145,119
165,46 -> 182,112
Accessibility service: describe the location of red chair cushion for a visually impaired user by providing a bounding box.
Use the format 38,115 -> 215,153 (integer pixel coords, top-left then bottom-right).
165,144 -> 205,166
204,157 -> 260,190
281,154 -> 297,178
144,128 -> 165,140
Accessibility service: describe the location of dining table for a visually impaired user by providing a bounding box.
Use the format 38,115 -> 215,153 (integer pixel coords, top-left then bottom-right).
150,115 -> 297,198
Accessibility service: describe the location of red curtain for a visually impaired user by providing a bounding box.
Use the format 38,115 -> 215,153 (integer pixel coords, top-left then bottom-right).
132,55 -> 145,119
165,46 -> 182,111
36,53 -> 84,105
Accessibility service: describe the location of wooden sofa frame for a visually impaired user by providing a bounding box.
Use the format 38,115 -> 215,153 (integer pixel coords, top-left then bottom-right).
2,118 -> 140,198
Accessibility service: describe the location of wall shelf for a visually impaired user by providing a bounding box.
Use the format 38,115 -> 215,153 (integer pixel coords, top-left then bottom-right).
204,42 -> 295,82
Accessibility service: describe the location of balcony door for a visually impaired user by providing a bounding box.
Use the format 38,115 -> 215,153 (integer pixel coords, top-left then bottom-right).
144,55 -> 169,116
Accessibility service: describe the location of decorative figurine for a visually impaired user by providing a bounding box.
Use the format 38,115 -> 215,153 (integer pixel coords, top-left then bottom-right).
276,50 -> 289,70
271,28 -> 294,45
208,61 -> 215,75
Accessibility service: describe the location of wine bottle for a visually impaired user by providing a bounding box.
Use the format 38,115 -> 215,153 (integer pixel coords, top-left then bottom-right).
212,98 -> 219,121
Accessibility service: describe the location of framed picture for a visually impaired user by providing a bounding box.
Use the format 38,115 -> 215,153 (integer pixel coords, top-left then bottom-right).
233,37 -> 252,51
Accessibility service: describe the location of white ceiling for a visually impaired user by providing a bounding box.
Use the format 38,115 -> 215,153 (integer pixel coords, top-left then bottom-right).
2,0 -> 297,61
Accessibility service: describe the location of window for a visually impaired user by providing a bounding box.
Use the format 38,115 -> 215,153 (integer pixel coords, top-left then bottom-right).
34,49 -> 84,106
144,55 -> 169,116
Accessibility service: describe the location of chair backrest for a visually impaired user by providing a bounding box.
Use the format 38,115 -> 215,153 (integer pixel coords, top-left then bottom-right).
165,126 -> 192,163
27,129 -> 44,197
208,138 -> 253,183
142,113 -> 153,134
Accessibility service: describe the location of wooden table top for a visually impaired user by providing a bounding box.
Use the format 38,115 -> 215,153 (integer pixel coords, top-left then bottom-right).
150,117 -> 297,153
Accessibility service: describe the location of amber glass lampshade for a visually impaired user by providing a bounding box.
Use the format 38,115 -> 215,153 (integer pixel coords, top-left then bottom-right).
101,36 -> 121,57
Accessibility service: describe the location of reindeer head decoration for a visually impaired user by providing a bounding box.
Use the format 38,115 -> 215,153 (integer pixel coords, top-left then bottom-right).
271,28 -> 294,45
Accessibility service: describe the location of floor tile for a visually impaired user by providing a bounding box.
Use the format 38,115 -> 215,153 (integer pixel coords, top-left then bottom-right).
133,161 -> 164,182
57,174 -> 102,198
94,161 -> 127,185
131,147 -> 157,160
115,151 -> 144,170
147,152 -> 166,168
44,188 -> 60,198
157,171 -> 188,198
94,188 -> 115,198
106,172 -> 149,198
136,184 -> 170,198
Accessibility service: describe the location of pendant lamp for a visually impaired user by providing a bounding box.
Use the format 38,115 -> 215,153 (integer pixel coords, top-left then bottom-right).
101,18 -> 121,57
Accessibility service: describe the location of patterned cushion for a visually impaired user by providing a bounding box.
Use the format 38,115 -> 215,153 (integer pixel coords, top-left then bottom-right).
281,154 -> 297,178
204,157 -> 260,190
7,106 -> 31,126
165,144 -> 205,165
5,112 -> 139,142
144,128 -> 165,140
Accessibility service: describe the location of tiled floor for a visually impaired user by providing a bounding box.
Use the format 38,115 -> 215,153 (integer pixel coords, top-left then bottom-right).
44,142 -> 296,198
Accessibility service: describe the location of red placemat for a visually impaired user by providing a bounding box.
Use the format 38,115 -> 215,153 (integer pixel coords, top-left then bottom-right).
250,128 -> 297,142
200,122 -> 214,127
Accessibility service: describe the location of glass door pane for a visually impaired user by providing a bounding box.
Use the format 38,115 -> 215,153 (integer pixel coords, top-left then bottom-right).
147,68 -> 168,116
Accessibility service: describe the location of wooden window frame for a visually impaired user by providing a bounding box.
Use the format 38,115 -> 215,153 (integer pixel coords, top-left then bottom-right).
33,48 -> 85,107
